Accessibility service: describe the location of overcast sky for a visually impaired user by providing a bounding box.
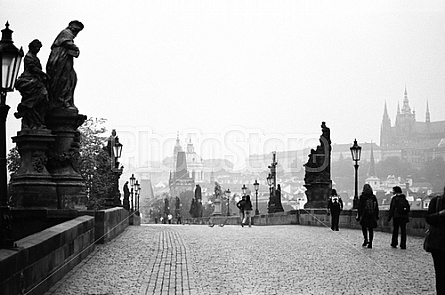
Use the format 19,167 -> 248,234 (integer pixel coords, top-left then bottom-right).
2,0 -> 445,170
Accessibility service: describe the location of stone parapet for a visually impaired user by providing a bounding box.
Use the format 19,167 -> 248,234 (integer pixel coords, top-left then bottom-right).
0,215 -> 95,295
79,207 -> 129,244
209,209 -> 428,237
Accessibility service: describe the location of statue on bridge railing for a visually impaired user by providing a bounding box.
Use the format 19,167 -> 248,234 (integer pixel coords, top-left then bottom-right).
14,39 -> 49,130
123,181 -> 130,211
304,122 -> 333,208
46,20 -> 84,110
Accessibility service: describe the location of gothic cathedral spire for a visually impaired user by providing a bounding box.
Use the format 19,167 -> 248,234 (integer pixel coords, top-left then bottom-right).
380,101 -> 391,147
426,100 -> 431,123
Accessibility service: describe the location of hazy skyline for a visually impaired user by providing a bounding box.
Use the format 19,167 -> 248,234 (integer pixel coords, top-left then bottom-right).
2,0 -> 445,170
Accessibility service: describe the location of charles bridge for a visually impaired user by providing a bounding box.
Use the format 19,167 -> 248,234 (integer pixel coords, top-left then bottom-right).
0,20 -> 439,295
0,207 -> 436,295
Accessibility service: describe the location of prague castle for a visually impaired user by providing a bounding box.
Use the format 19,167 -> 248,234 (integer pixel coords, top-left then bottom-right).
379,87 -> 445,167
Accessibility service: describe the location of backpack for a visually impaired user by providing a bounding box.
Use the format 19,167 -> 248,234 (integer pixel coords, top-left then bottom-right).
395,197 -> 410,216
364,198 -> 375,216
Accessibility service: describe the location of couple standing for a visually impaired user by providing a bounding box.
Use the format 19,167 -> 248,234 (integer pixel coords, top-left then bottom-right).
236,195 -> 253,227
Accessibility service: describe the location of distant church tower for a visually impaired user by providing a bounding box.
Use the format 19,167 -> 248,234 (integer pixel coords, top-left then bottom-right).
380,101 -> 392,147
169,133 -> 195,198
394,87 -> 416,142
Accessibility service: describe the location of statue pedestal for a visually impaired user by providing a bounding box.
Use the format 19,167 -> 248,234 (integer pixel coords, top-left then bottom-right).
11,129 -> 57,208
213,198 -> 222,216
46,108 -> 87,209
304,181 -> 332,209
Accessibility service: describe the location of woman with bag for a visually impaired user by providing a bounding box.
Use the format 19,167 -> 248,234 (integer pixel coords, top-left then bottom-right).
356,184 -> 379,249
425,188 -> 445,294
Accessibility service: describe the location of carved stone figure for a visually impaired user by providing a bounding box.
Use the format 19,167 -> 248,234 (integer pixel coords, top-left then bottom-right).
123,181 -> 130,211
304,122 -> 333,208
46,20 -> 84,110
14,39 -> 49,130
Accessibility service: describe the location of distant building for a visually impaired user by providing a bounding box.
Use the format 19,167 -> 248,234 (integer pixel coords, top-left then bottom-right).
170,134 -> 204,183
169,137 -> 195,198
380,87 -> 445,168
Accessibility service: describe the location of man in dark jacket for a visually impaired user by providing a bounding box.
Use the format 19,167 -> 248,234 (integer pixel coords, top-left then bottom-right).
327,189 -> 343,231
236,196 -> 246,227
426,190 -> 445,294
388,186 -> 410,249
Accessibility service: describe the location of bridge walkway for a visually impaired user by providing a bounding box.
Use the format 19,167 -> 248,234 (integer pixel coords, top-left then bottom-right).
44,224 -> 434,295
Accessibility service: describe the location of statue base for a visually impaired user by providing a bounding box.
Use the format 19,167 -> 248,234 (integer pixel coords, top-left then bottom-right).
304,181 -> 332,209
11,129 -> 58,208
53,176 -> 87,209
46,108 -> 87,209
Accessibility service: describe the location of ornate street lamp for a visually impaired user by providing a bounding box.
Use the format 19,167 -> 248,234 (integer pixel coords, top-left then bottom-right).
253,179 -> 259,215
109,130 -> 123,207
241,184 -> 247,196
225,189 -> 231,216
266,174 -> 272,187
129,174 -> 135,212
137,183 -> 141,213
135,180 -> 140,213
0,22 -> 23,248
350,139 -> 362,210
113,136 -> 123,170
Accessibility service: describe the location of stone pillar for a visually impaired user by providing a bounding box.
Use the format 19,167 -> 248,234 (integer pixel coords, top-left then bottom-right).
46,108 -> 87,209
304,181 -> 332,209
11,129 -> 57,208
213,198 -> 222,216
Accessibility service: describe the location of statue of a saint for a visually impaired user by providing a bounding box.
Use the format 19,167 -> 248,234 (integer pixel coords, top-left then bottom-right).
14,39 -> 49,130
123,181 -> 130,211
46,20 -> 84,110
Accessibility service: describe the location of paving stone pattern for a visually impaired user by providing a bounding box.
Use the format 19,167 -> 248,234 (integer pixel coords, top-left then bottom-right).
44,224 -> 435,295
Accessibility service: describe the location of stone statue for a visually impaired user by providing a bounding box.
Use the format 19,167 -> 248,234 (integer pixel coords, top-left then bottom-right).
304,122 -> 333,208
46,20 -> 84,110
14,39 -> 49,130
123,181 -> 130,211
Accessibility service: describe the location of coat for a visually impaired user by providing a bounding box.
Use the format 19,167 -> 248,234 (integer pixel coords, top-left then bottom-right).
328,196 -> 343,215
357,193 -> 379,229
388,194 -> 410,223
425,195 -> 445,252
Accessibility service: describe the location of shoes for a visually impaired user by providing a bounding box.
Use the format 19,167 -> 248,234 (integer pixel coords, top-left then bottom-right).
335,229 -> 339,231
362,240 -> 368,247
241,223 -> 244,227
367,242 -> 373,249
401,246 -> 406,250
391,244 -> 397,249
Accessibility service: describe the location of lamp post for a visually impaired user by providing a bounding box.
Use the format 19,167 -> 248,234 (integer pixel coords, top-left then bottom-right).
110,130 -> 123,207
350,139 -> 362,210
129,174 -> 135,212
135,180 -> 140,213
253,179 -> 259,215
138,183 -> 141,213
225,189 -> 231,216
0,22 -> 23,248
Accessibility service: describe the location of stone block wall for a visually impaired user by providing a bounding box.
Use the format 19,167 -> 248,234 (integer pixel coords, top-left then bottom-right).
209,209 -> 428,237
80,207 -> 129,244
0,215 -> 95,295
299,209 -> 428,237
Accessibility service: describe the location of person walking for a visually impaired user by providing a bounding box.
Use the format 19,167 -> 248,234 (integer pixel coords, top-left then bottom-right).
236,196 -> 246,227
243,195 -> 253,227
388,186 -> 410,249
327,189 -> 343,231
426,187 -> 445,294
356,184 -> 379,249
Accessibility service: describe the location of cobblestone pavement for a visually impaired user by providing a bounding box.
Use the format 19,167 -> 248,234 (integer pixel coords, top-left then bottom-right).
44,224 -> 435,295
